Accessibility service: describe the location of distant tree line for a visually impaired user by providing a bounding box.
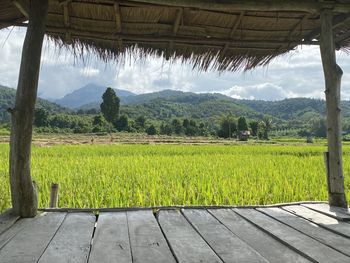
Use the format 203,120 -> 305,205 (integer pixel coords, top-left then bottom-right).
32,87 -> 329,140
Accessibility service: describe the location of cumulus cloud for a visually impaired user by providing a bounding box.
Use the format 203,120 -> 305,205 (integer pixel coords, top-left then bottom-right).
1,28 -> 350,100
221,83 -> 298,100
79,67 -> 100,77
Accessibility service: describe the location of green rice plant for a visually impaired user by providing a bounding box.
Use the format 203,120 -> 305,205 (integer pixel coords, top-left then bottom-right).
0,143 -> 349,212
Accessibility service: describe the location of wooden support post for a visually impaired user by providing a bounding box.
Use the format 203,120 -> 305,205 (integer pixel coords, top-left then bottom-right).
9,0 -> 49,217
319,9 -> 347,208
49,183 -> 59,208
324,152 -> 331,195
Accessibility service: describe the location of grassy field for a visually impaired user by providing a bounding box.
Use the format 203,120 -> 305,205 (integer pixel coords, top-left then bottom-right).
1,141 -> 349,212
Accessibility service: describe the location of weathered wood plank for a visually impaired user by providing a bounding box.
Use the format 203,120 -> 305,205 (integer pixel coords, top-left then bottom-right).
283,205 -> 350,238
158,209 -> 223,263
0,210 -> 19,235
209,209 -> 310,263
234,208 -> 350,263
0,212 -> 66,263
0,218 -> 28,250
127,210 -> 175,263
302,203 -> 350,221
258,207 -> 350,257
89,212 -> 132,263
38,213 -> 95,263
183,209 -> 268,262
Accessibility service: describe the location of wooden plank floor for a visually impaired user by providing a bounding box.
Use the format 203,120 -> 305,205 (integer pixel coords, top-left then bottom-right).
0,202 -> 350,263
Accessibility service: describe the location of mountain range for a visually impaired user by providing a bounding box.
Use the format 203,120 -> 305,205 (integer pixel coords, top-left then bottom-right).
2,83 -> 350,128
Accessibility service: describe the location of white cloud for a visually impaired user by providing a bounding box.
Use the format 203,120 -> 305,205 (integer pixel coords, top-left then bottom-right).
1,27 -> 350,101
79,67 -> 100,77
221,83 -> 298,101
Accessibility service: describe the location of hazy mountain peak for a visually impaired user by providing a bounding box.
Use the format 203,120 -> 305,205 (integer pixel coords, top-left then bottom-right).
55,83 -> 136,108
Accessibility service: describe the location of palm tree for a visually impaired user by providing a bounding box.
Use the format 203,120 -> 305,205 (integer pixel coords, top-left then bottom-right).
260,116 -> 273,140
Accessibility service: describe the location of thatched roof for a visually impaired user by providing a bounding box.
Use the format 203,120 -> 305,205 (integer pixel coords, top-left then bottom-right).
1,0 -> 350,71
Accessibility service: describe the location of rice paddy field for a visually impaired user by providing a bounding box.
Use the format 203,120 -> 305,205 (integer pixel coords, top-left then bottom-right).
1,141 -> 350,212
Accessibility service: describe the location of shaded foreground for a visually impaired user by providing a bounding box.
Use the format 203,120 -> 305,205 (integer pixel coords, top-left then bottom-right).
1,142 -> 350,212
1,203 -> 350,262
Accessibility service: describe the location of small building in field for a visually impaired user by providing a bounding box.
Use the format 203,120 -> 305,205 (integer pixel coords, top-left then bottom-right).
238,130 -> 251,141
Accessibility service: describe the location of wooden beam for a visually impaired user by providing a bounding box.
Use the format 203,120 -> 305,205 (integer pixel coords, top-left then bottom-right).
306,14 -> 350,41
220,42 -> 230,56
63,3 -> 70,27
114,1 -> 122,33
277,14 -> 309,51
172,8 -> 183,35
45,25 -> 318,46
44,12 -> 312,39
166,40 -> 174,60
319,9 -> 347,208
63,3 -> 72,44
13,0 -> 29,19
47,32 -> 298,53
16,16 -> 311,39
287,15 -> 309,40
59,0 -> 72,5
336,31 -> 350,45
10,0 -> 49,217
114,2 -> 123,50
124,0 -> 350,14
335,16 -> 350,44
229,12 -> 243,39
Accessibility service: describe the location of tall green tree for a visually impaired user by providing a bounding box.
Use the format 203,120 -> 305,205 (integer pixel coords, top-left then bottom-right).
145,124 -> 157,135
172,119 -> 183,134
135,115 -> 146,129
310,118 -> 327,138
237,116 -> 248,132
92,114 -> 106,126
183,119 -> 190,128
100,87 -> 120,125
114,114 -> 129,131
249,121 -> 259,136
160,122 -> 172,135
34,108 -> 49,127
217,115 -> 236,138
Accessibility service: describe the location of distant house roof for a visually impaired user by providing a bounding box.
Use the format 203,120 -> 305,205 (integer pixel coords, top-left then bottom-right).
1,0 -> 350,71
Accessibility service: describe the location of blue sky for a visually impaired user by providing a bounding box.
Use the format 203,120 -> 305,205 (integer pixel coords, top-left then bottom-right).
1,27 -> 350,100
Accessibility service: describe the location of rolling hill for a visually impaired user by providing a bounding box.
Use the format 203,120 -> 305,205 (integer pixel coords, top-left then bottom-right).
0,85 -> 69,123
74,88 -> 350,126
3,83 -> 350,129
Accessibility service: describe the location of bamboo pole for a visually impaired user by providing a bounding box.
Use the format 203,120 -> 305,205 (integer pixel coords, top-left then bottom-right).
123,0 -> 350,14
319,9 -> 347,208
9,0 -> 49,217
49,183 -> 59,208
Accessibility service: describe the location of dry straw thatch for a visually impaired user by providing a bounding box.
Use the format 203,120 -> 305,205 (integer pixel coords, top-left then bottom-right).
1,0 -> 350,71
